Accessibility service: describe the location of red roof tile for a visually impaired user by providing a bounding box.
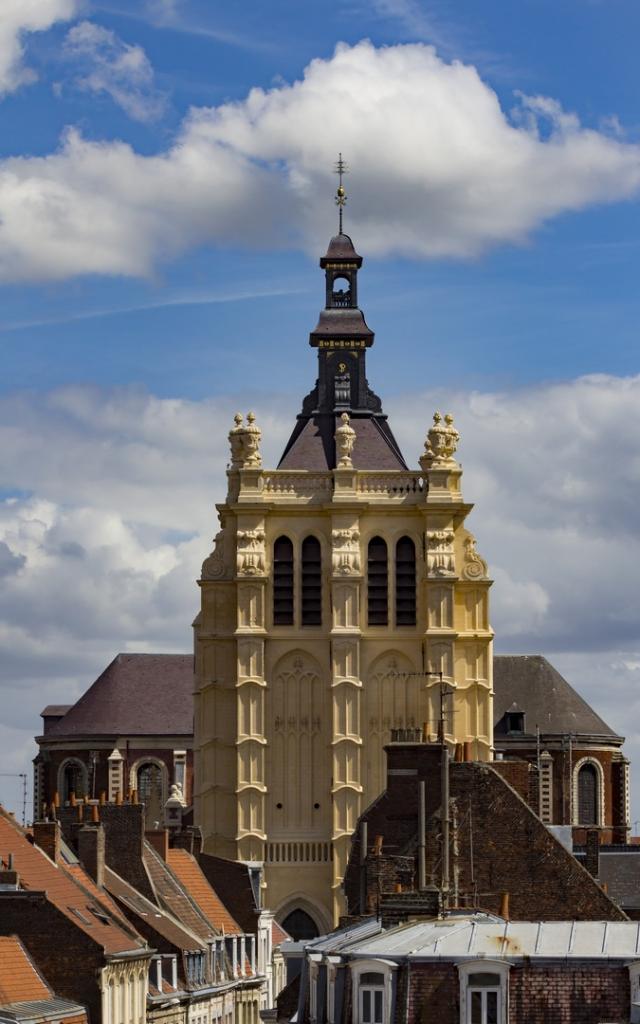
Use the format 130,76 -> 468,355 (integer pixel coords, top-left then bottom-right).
0,937 -> 51,1004
0,809 -> 147,957
166,850 -> 242,935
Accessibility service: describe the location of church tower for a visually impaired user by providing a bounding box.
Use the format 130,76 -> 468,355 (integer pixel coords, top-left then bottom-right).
193,168 -> 494,934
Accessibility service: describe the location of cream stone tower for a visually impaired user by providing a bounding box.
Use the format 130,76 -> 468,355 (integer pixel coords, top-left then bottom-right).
194,188 -> 493,934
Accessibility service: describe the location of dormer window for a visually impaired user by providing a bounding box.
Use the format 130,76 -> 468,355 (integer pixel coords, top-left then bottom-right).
506,711 -> 525,734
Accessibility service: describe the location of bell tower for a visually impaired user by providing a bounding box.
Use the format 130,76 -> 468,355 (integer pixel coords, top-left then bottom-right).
193,161 -> 494,935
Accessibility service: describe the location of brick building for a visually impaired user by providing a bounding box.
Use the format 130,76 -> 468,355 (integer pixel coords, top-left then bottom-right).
0,808 -> 151,1024
342,737 -> 626,923
494,655 -> 629,844
293,914 -> 640,1024
34,654 -> 193,828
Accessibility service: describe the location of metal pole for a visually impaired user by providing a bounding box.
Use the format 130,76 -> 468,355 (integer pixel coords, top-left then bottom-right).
418,780 -> 426,890
360,820 -> 368,914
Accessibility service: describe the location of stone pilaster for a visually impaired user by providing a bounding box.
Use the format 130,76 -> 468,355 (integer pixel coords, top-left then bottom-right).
330,508 -> 362,922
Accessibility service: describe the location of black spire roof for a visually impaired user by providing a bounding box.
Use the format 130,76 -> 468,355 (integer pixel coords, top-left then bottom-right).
278,233 -> 407,471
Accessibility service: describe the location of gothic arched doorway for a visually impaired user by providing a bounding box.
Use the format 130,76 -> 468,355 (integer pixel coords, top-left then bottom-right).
281,908 -> 320,941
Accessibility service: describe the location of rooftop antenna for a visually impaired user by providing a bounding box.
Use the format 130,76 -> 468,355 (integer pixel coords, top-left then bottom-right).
334,152 -> 348,233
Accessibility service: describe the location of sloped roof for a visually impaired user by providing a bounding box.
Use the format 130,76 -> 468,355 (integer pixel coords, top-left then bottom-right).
0,810 -> 146,957
143,842 -> 215,941
43,654 -> 193,738
279,413 -> 407,471
0,997 -> 86,1022
104,866 -> 203,950
166,849 -> 242,935
493,655 -> 619,740
575,849 -> 640,910
0,937 -> 51,1004
344,914 -> 640,959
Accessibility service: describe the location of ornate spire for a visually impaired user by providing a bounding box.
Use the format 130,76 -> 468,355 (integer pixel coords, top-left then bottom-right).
334,153 -> 348,234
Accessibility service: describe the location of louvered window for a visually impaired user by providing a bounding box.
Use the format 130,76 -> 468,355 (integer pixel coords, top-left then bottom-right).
301,536 -> 322,626
395,536 -> 416,626
368,537 -> 388,626
578,763 -> 598,825
273,536 -> 294,625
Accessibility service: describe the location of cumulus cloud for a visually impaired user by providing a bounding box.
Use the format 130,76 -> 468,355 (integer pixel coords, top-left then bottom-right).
0,40 -> 640,281
0,0 -> 79,95
1,374 -> 640,814
63,21 -> 166,122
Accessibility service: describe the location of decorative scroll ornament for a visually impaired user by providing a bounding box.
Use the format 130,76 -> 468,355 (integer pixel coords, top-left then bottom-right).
228,411 -> 262,469
419,411 -> 460,470
461,534 -> 488,580
426,529 -> 456,577
331,528 -> 361,575
201,529 -> 229,579
335,412 -> 356,467
236,529 -> 266,576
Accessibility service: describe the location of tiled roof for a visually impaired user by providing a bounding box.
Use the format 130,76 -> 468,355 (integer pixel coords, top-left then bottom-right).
104,866 -> 204,951
0,809 -> 147,957
493,655 -> 619,740
143,843 -> 216,941
42,654 -> 193,738
166,849 -> 242,935
0,937 -> 51,1004
272,920 -> 290,946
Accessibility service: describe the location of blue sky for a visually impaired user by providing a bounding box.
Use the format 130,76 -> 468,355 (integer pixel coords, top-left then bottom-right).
1,0 -> 640,821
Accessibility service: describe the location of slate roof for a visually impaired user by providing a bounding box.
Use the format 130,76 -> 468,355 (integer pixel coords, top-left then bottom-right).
42,654 -> 193,738
493,655 -> 619,740
0,937 -> 51,1004
104,865 -> 204,951
143,842 -> 215,941
322,233 -> 362,263
0,810 -> 146,957
279,414 -> 406,471
575,849 -> 640,910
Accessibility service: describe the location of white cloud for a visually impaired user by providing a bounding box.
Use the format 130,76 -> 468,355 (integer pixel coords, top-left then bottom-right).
2,374 -> 640,817
0,0 -> 79,95
0,40 -> 639,281
64,20 -> 166,122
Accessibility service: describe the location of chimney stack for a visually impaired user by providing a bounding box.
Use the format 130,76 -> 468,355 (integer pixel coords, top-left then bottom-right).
33,820 -> 61,864
78,823 -> 106,888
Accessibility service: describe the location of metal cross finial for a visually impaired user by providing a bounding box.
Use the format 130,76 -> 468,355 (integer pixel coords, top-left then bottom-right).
334,152 -> 348,233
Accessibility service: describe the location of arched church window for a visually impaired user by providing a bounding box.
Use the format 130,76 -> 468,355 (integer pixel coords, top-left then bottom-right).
301,536 -> 322,626
273,536 -> 294,625
395,536 -> 416,626
62,760 -> 86,801
281,908 -> 319,941
368,537 -> 388,626
137,762 -> 164,828
578,763 -> 598,825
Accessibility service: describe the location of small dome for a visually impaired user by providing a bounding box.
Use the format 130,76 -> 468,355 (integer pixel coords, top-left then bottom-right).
325,233 -> 360,260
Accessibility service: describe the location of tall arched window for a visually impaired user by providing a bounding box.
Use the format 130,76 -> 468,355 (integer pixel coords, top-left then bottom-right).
273,536 -> 294,625
395,536 -> 416,626
61,759 -> 86,802
137,762 -> 164,828
301,536 -> 322,626
368,537 -> 388,626
578,763 -> 598,825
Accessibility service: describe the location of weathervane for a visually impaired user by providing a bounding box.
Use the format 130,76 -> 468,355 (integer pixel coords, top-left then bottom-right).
334,152 -> 348,233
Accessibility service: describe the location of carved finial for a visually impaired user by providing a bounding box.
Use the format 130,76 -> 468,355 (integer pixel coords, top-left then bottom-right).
228,411 -> 262,469
242,411 -> 262,467
335,411 -> 356,468
229,412 -> 245,467
334,153 -> 348,234
420,411 -> 460,470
